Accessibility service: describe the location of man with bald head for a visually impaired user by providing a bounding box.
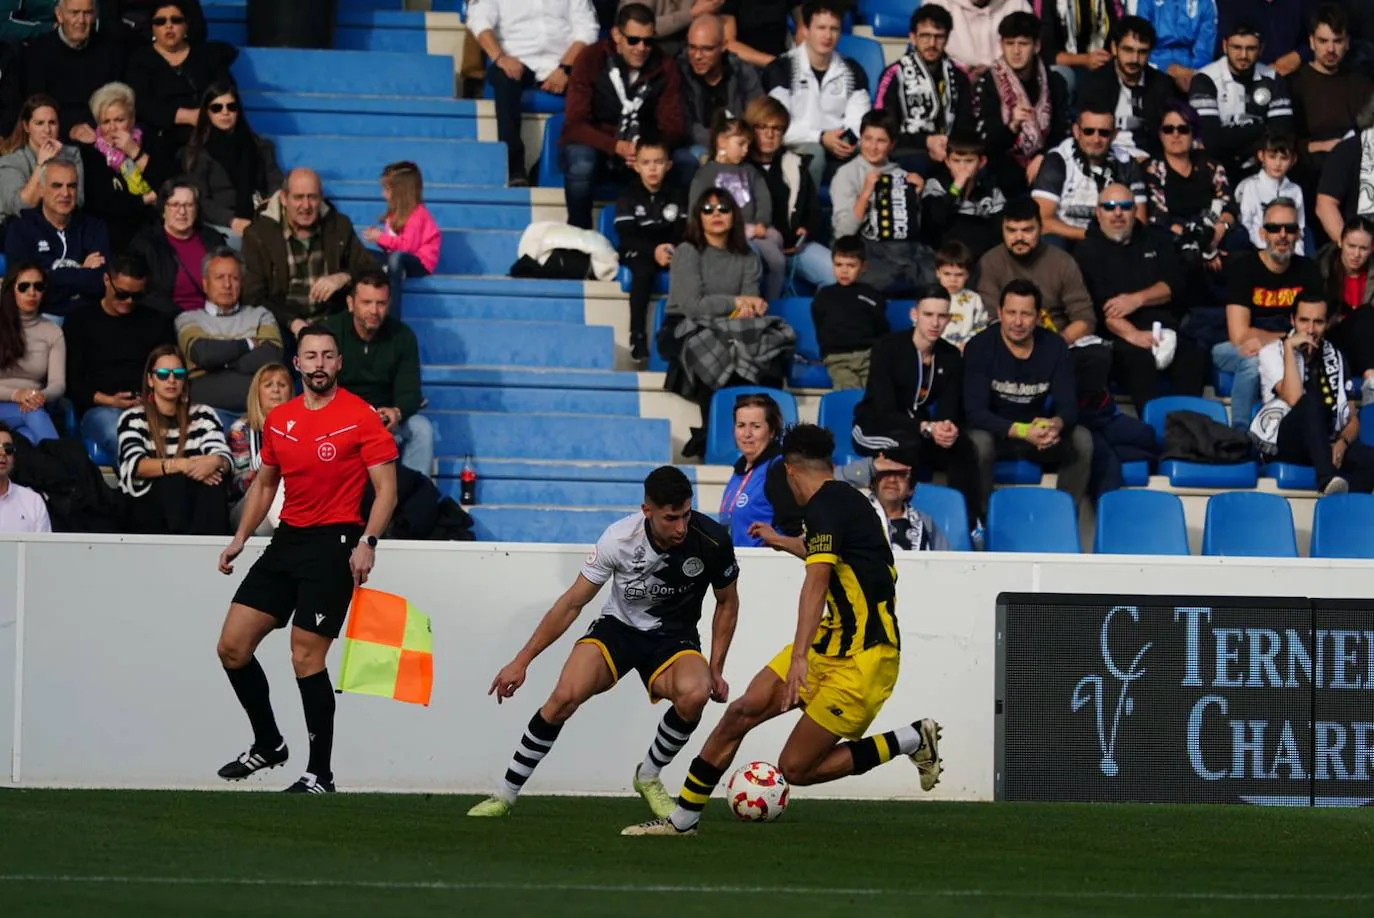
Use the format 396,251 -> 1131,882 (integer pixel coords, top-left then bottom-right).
242,168 -> 377,337
1074,183 -> 1206,413
676,13 -> 763,182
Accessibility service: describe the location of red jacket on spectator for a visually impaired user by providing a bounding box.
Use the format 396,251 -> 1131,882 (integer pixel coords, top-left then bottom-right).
560,38 -> 686,156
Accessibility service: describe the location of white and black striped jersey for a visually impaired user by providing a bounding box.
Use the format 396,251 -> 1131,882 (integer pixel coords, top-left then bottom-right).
580,510 -> 738,637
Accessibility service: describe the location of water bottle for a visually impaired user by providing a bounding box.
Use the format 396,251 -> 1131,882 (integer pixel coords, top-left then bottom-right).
460,455 -> 477,506
970,519 -> 986,552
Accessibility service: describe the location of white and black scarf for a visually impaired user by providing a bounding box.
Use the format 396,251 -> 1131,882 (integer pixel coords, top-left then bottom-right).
1056,0 -> 1114,54
608,65 -> 654,143
1249,339 -> 1349,455
1358,127 -> 1374,218
866,493 -> 939,551
894,51 -> 958,138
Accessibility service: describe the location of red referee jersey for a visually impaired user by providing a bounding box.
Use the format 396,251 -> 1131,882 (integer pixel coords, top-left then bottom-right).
261,388 -> 399,528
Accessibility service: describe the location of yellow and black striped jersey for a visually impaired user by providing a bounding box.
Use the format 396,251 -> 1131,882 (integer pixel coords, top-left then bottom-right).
802,480 -> 898,657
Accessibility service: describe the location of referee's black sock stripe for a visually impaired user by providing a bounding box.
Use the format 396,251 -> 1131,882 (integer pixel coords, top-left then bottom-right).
296,669 -> 336,780
224,656 -> 282,751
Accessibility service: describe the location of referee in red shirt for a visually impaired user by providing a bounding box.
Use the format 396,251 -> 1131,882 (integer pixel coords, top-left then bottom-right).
215,324 -> 399,794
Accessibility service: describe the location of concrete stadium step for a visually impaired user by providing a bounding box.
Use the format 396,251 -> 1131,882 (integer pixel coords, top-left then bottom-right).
408,275 -> 592,298
405,294 -> 587,323
411,318 -> 613,369
435,458 -> 701,483
336,11 -> 430,53
430,231 -> 521,275
424,385 -> 640,415
467,506 -> 636,544
242,93 -> 480,140
231,48 -> 454,98
334,199 -> 533,232
421,367 -> 642,390
445,479 -> 652,509
429,412 -> 671,462
274,137 -> 507,186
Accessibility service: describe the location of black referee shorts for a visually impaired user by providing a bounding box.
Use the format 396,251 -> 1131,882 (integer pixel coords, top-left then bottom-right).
232,523 -> 362,639
576,616 -> 704,701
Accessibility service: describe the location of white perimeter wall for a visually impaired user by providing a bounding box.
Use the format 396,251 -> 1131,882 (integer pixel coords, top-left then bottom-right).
2,535 -> 1372,800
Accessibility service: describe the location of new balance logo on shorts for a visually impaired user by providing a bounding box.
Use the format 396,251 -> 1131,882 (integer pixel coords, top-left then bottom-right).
315,614 -> 325,626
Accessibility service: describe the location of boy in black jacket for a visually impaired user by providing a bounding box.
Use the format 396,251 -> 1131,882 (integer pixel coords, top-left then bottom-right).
920,130 -> 1008,260
613,137 -> 687,361
810,235 -> 890,389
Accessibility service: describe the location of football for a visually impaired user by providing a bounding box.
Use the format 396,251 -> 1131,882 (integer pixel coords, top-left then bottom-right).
726,761 -> 789,822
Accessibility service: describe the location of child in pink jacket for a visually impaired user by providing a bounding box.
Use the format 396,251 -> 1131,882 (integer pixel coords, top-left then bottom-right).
362,161 -> 441,318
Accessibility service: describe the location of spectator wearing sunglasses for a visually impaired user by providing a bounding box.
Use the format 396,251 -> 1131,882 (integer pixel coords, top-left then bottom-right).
1213,197 -> 1323,429
62,252 -> 174,460
181,83 -> 282,250
0,263 -> 63,444
0,421 -> 51,533
175,246 -> 283,418
560,3 -> 686,229
1143,104 -> 1237,280
5,158 -> 109,316
1031,105 -> 1147,251
123,1 -> 235,151
116,342 -> 231,535
129,177 -> 225,317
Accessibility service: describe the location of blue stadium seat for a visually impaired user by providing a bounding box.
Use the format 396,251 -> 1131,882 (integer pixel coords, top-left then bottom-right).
1261,461 -> 1317,490
771,297 -> 832,388
1120,460 -> 1151,486
481,82 -> 567,114
986,487 -> 1079,552
648,299 -> 669,372
994,460 -> 1044,484
1361,405 -> 1374,445
913,483 -> 971,550
1094,490 -> 1189,556
1202,491 -> 1298,557
596,206 -> 619,247
1211,366 -> 1234,398
836,34 -> 886,100
818,388 -> 865,464
537,113 -> 564,187
1142,395 -> 1258,488
1310,493 -> 1374,559
861,0 -> 920,37
705,386 -> 800,466
885,299 -> 913,331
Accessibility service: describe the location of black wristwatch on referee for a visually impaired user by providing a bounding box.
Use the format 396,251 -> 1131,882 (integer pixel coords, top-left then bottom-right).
363,535 -> 379,549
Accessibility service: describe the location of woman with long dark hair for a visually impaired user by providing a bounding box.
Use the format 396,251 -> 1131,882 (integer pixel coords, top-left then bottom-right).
0,263 -> 63,443
182,81 -> 282,248
124,0 -> 236,150
0,94 -> 85,224
116,343 -> 231,534
660,187 -> 795,457
1322,217 -> 1374,397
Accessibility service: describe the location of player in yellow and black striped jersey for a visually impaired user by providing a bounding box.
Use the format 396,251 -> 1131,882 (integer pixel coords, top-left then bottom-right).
623,424 -> 943,838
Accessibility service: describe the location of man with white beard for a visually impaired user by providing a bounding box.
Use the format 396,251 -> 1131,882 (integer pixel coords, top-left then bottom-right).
1073,182 -> 1208,413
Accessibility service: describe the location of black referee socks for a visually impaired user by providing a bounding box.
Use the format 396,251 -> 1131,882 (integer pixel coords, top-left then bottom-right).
296,670 -> 336,780
224,657 -> 283,751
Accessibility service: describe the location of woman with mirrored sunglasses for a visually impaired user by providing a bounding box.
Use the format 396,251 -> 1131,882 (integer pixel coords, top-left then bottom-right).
0,263 -> 62,444
124,0 -> 234,150
116,342 -> 231,535
182,81 -> 283,249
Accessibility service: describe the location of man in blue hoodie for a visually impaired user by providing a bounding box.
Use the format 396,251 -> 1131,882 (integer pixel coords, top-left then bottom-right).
1136,0 -> 1217,92
4,157 -> 109,316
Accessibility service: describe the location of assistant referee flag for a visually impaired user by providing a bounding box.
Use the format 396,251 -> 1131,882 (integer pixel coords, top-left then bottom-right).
338,588 -> 434,706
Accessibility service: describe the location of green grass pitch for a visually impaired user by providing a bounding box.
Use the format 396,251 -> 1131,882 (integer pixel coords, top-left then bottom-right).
2,790 -> 1371,917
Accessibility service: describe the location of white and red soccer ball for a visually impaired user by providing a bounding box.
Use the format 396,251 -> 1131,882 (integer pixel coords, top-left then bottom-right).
726,761 -> 789,822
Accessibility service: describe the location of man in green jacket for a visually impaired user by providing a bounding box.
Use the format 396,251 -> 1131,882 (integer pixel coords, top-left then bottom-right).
323,270 -> 433,477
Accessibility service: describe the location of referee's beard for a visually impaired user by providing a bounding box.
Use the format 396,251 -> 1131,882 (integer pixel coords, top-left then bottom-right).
303,369 -> 338,396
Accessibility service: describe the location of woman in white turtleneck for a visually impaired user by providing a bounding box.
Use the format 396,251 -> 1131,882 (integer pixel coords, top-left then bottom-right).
0,264 -> 65,443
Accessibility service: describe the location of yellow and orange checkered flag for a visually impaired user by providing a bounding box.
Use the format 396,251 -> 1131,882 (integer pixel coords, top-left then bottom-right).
338,587 -> 433,706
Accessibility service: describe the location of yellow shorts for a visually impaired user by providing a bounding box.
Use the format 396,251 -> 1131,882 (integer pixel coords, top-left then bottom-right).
766,642 -> 900,740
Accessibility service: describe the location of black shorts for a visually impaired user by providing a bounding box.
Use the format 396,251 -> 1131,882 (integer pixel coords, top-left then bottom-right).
232,523 -> 362,639
577,616 -> 703,700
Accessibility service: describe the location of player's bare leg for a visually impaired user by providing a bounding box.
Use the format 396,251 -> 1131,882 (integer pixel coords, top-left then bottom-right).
283,627 -> 338,793
216,604 -> 289,781
634,654 -> 713,817
622,666 -> 787,835
468,642 -> 615,816
781,714 -> 943,790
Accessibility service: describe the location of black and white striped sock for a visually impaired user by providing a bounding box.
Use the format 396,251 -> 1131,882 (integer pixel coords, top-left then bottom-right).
497,712 -> 563,804
638,706 -> 699,781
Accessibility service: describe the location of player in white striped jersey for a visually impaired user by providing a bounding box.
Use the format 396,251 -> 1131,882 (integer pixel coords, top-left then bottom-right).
467,466 -> 741,818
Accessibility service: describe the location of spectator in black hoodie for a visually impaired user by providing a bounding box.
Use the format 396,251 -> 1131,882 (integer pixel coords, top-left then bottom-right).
1075,182 -> 1208,414
920,129 -> 1008,260
21,0 -> 125,142
962,277 -> 1092,519
744,95 -> 833,288
852,285 -> 976,518
612,136 -> 687,362
810,235 -> 890,389
4,158 -> 108,316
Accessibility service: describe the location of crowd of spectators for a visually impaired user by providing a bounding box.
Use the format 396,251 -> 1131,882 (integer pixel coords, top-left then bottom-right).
0,0 -> 439,537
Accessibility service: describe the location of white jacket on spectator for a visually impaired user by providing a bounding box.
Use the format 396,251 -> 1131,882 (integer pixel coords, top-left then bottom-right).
465,0 -> 600,81
766,47 -> 871,148
519,221 -> 620,281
